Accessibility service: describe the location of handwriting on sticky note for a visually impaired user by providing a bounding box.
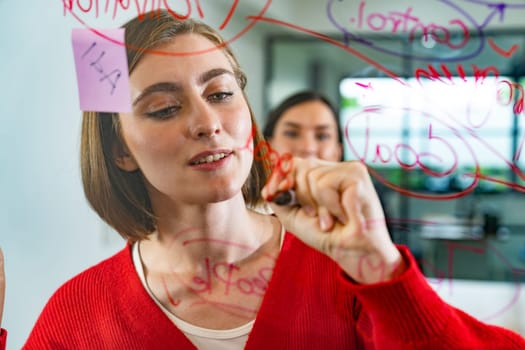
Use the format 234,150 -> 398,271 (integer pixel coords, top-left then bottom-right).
71,28 -> 131,113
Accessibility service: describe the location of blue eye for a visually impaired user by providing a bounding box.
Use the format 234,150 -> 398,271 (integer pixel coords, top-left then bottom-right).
145,106 -> 180,120
208,91 -> 233,102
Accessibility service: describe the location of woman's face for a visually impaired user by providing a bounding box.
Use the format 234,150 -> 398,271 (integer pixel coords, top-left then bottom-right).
117,34 -> 253,205
269,100 -> 342,161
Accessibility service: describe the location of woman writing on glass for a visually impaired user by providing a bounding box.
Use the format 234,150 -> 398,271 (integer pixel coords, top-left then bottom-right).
1,10 -> 523,349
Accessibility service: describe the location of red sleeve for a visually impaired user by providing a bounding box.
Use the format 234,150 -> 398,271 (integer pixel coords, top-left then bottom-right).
0,328 -> 7,350
339,245 -> 525,349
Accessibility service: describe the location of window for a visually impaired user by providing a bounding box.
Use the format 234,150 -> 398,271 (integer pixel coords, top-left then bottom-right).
340,76 -> 521,194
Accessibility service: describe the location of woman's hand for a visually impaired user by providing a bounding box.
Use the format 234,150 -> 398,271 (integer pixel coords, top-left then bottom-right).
0,247 -> 4,328
262,157 -> 406,284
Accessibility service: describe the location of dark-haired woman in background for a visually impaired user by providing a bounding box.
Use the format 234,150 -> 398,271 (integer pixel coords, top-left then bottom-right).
263,91 -> 342,162
263,90 -> 396,235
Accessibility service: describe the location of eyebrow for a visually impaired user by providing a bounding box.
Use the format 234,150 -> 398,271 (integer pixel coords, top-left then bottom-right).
282,121 -> 334,131
132,82 -> 181,107
132,68 -> 235,107
198,68 -> 235,85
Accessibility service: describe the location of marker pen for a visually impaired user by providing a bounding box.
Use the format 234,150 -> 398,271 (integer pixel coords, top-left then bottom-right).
271,189 -> 298,206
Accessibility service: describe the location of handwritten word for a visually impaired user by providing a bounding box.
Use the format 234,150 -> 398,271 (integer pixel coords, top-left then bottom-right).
63,0 -> 272,57
63,0 -> 205,21
375,124 -> 458,177
345,106 -> 483,199
81,41 -> 122,95
324,0 -> 482,63
415,64 -> 499,85
337,0 -> 469,49
151,226 -> 279,318
187,258 -> 272,296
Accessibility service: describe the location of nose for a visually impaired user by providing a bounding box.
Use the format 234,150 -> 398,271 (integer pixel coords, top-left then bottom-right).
295,134 -> 317,158
187,97 -> 222,139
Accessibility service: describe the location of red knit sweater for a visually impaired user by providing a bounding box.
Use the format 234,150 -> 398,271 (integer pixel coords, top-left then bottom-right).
10,233 -> 525,349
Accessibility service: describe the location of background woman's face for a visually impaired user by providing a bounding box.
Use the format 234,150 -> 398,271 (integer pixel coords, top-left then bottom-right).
116,34 -> 254,205
270,100 -> 342,162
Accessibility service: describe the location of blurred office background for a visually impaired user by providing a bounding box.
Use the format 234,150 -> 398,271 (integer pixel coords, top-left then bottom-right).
1,1 -> 524,348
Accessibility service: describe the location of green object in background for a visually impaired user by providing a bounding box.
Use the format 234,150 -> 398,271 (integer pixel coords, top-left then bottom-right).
341,96 -> 359,109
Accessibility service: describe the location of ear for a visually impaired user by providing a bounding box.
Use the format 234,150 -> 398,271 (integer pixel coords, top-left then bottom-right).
113,143 -> 139,172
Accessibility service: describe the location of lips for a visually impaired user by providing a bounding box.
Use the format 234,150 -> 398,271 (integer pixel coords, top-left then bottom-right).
189,150 -> 233,165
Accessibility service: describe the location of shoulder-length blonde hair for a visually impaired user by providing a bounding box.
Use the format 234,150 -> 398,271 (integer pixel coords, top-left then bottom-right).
80,10 -> 270,242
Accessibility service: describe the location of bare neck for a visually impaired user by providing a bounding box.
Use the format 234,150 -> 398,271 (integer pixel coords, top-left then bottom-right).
140,193 -> 277,273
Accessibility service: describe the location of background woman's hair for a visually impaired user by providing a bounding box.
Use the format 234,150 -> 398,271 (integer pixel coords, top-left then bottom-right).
80,10 -> 270,242
263,90 -> 343,144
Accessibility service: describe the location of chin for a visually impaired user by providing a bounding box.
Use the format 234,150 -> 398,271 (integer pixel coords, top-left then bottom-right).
205,183 -> 243,203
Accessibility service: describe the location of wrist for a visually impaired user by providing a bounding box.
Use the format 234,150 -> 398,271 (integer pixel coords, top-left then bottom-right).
339,247 -> 407,284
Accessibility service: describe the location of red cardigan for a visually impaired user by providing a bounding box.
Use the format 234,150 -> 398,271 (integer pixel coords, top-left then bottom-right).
8,233 -> 524,349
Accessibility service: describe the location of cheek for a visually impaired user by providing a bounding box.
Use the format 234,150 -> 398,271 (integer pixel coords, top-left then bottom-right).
321,143 -> 341,161
121,120 -> 181,167
226,103 -> 252,139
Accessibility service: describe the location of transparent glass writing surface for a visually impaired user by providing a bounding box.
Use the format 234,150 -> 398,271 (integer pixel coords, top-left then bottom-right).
339,76 -> 516,193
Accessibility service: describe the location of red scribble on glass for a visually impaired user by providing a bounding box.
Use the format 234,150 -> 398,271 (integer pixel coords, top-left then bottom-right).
246,14 -> 405,85
188,257 -> 268,297
345,106 -> 480,199
465,173 -> 525,193
355,254 -> 405,283
445,242 -> 486,294
63,0 -> 272,57
409,74 -> 525,189
416,66 -> 502,129
172,226 -> 200,241
497,79 -> 524,116
219,0 -> 239,30
357,255 -> 386,282
355,81 -> 372,89
182,238 -> 255,251
163,267 -> 261,319
63,0 -> 203,21
235,127 -> 295,192
388,221 -> 523,321
447,111 -> 525,191
162,277 -> 181,307
155,228 -> 278,318
488,37 -> 519,58
415,63 -> 500,85
443,241 -> 524,321
164,0 -> 194,21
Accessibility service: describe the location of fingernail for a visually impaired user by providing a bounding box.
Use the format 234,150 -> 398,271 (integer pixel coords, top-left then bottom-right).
320,215 -> 329,231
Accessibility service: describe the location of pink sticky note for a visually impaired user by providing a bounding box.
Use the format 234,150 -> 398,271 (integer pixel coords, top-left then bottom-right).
72,28 -> 131,113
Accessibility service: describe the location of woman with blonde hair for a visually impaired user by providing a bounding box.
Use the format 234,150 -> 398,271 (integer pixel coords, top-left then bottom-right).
1,10 -> 523,350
